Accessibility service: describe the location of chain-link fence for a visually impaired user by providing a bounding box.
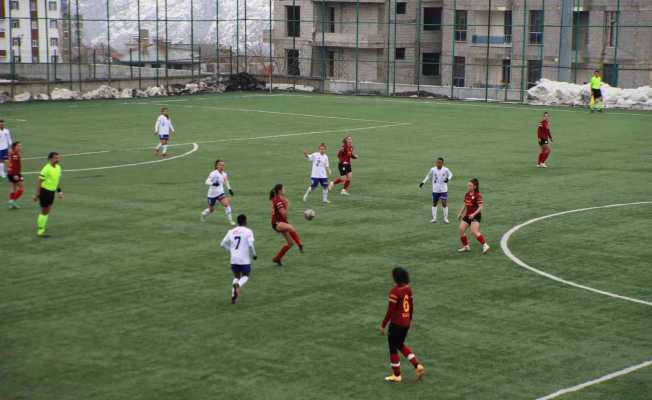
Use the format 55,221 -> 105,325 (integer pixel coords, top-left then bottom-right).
0,0 -> 650,101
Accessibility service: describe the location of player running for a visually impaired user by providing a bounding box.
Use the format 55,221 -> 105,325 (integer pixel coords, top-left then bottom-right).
419,157 -> 453,223
457,178 -> 490,254
380,266 -> 425,383
270,184 -> 303,266
302,143 -> 332,204
329,135 -> 357,195
154,107 -> 175,157
220,214 -> 257,304
201,159 -> 235,226
7,142 -> 24,209
33,152 -> 63,238
537,112 -> 553,168
0,119 -> 13,179
589,70 -> 603,113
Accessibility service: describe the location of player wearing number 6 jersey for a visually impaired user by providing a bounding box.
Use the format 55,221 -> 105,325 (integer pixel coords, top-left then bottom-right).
419,157 -> 453,223
221,214 -> 257,304
201,159 -> 235,226
302,143 -> 332,203
380,267 -> 425,383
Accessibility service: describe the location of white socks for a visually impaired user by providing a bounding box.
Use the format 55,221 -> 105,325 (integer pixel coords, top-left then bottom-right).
0,163 -> 5,178
239,276 -> 249,287
443,206 -> 449,220
231,276 -> 249,296
322,189 -> 329,202
431,206 -> 437,221
225,206 -> 233,223
161,145 -> 168,154
201,208 -> 211,217
155,143 -> 162,150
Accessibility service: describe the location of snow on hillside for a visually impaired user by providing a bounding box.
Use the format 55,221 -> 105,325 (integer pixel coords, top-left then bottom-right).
80,0 -> 269,52
527,79 -> 652,110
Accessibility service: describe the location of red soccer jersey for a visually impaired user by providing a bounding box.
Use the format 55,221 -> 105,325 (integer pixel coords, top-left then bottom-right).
537,119 -> 552,140
381,284 -> 413,328
271,195 -> 288,224
464,191 -> 483,216
337,144 -> 356,164
7,150 -> 21,175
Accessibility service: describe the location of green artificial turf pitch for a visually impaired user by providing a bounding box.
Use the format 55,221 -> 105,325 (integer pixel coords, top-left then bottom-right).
1,93 -> 651,400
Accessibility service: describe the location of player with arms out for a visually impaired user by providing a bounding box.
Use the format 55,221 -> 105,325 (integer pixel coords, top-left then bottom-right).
457,178 -> 490,254
270,184 -> 303,266
302,143 -> 332,204
7,142 -> 24,209
33,152 -> 64,238
201,159 -> 235,226
154,107 -> 175,157
220,214 -> 257,304
0,119 -> 13,179
419,157 -> 453,223
329,135 -> 357,196
536,112 -> 553,168
380,266 -> 425,383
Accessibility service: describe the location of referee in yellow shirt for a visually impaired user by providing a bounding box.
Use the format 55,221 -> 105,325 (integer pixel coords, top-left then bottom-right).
33,152 -> 63,237
590,70 -> 603,113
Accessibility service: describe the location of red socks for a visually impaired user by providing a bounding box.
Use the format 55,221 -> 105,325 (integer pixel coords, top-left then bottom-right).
461,235 -> 469,246
538,149 -> 551,164
476,234 -> 486,245
400,346 -> 420,368
289,231 -> 302,247
343,180 -> 350,190
333,178 -> 344,185
390,353 -> 401,376
274,244 -> 292,261
9,189 -> 23,200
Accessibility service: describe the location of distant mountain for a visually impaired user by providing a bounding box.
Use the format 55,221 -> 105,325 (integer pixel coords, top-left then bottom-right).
79,0 -> 269,52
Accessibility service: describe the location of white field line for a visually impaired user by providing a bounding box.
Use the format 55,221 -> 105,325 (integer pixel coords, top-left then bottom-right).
500,201 -> 652,307
23,143 -> 198,175
22,150 -> 111,161
536,359 -> 652,400
145,102 -> 405,124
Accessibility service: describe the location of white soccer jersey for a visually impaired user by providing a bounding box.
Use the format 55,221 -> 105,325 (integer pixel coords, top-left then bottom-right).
206,170 -> 230,198
155,115 -> 175,137
221,226 -> 256,265
0,129 -> 12,150
422,166 -> 453,193
308,152 -> 329,178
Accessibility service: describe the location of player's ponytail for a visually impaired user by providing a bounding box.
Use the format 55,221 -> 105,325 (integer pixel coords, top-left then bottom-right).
470,178 -> 480,192
269,183 -> 283,200
11,141 -> 20,149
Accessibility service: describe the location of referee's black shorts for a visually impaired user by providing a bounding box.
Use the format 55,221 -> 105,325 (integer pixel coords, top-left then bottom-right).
591,88 -> 602,99
39,189 -> 55,208
387,323 -> 410,353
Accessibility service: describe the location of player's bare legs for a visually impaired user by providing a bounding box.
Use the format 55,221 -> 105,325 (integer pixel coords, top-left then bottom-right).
431,198 -> 439,223
441,199 -> 449,223
219,197 -> 235,226
9,179 -> 24,209
538,143 -> 551,167
470,221 -> 490,254
458,220 -> 471,252
273,222 -> 303,266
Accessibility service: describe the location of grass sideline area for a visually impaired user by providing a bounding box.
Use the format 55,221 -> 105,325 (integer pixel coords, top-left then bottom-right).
1,92 -> 651,400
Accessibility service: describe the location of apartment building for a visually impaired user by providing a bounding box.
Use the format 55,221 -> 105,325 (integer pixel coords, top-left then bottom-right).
0,0 -> 63,64
268,0 -> 652,90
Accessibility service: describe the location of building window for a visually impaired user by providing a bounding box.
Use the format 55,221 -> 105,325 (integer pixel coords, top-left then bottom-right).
14,55 -> 21,62
572,11 -> 589,50
0,29 -> 5,39
286,49 -> 300,76
453,56 -> 465,87
50,19 -> 58,29
30,0 -> 37,12
11,19 -> 20,29
327,6 -> 335,33
51,54 -> 58,63
12,37 -> 21,46
527,59 -> 542,88
529,10 -> 544,44
33,55 -> 39,63
455,10 -> 467,41
286,6 -> 300,38
0,50 -> 7,58
502,59 -> 511,85
31,20 -> 39,29
395,47 -> 405,60
396,2 -> 406,15
32,39 -> 38,47
423,7 -> 442,31
603,63 -> 617,86
327,50 -> 335,77
50,37 -> 58,46
9,1 -> 19,11
422,52 -> 439,76
48,1 -> 58,11
504,11 -> 512,43
605,11 -> 617,47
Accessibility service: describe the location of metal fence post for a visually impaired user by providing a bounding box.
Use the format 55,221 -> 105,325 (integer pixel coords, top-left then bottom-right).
485,0 -> 492,101
450,0 -> 457,99
107,0 -> 111,86
45,0 -> 51,96
75,0 -> 82,92
354,0 -> 359,95
519,0 -> 527,102
165,0 -> 169,87
613,0 -> 621,86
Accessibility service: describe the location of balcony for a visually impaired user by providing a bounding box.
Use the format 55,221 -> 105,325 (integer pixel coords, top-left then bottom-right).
312,32 -> 384,48
470,35 -> 511,47
313,0 -> 385,3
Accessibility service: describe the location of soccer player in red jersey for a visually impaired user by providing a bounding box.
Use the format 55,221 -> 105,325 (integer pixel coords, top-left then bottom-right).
457,178 -> 490,254
7,141 -> 24,209
380,267 -> 425,383
269,184 -> 303,266
537,112 -> 553,168
328,135 -> 357,195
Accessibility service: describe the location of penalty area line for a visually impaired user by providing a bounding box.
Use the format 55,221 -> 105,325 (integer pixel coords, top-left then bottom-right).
536,359 -> 652,400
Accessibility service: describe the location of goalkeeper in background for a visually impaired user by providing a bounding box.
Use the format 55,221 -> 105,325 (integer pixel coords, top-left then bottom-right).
589,70 -> 603,113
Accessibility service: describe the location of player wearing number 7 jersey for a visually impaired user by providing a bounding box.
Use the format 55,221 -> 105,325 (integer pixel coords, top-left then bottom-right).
380,267 -> 425,383
220,214 -> 257,304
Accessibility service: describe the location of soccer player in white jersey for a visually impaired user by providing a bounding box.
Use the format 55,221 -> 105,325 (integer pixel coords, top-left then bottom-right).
419,157 -> 453,223
0,119 -> 14,178
302,143 -> 332,203
220,214 -> 257,304
154,107 -> 175,157
201,159 -> 235,225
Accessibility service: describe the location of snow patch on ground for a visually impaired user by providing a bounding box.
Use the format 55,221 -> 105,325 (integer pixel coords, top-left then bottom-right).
528,79 -> 652,110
